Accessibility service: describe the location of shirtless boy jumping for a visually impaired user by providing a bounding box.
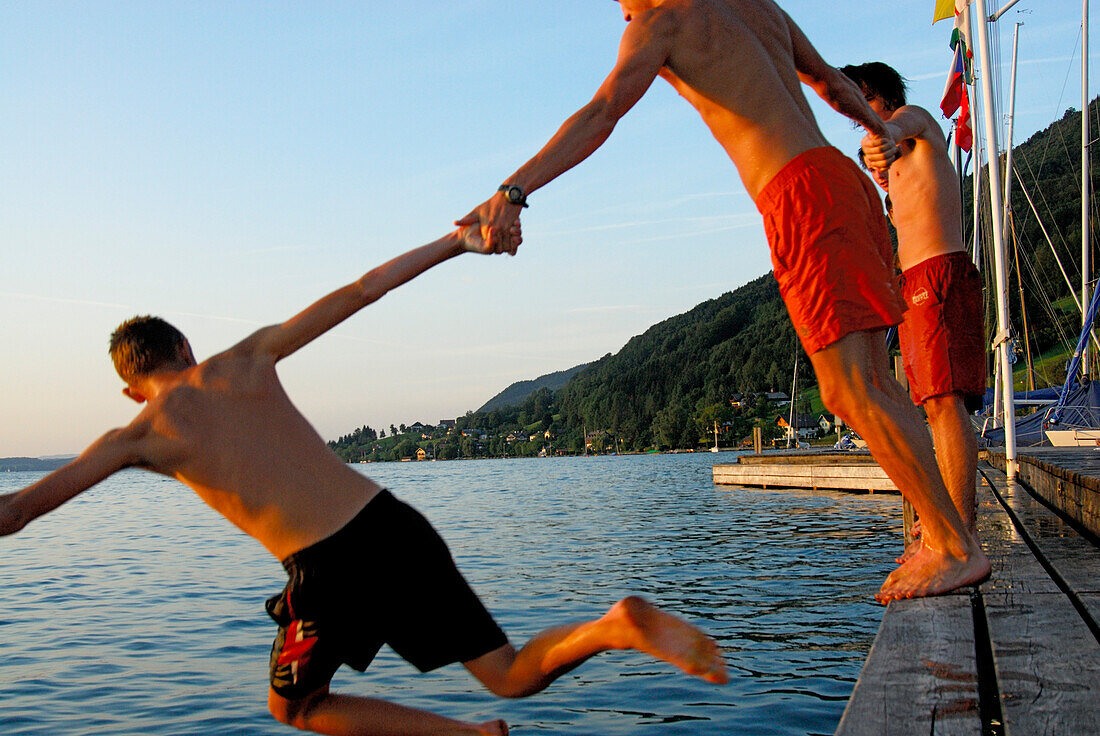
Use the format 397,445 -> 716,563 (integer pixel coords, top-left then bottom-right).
459,0 -> 988,602
844,62 -> 985,542
0,224 -> 726,736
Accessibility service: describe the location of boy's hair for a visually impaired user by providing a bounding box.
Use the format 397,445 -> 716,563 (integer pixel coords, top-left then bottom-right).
839,62 -> 908,112
109,315 -> 189,383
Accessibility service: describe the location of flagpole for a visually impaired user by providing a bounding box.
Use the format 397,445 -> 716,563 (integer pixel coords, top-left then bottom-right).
973,0 -> 1017,477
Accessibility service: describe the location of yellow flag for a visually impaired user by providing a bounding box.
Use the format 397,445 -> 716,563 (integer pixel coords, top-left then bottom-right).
933,0 -> 956,23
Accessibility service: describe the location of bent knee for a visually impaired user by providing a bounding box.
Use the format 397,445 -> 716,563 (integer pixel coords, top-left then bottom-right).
818,380 -> 859,420
268,687 -> 327,729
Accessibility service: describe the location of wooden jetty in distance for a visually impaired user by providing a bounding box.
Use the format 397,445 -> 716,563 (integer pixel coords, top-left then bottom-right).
713,450 -> 899,493
834,452 -> 1100,735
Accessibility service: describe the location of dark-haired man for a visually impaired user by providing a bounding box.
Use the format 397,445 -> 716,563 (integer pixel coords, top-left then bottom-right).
844,62 -> 984,546
459,0 -> 987,602
0,224 -> 727,736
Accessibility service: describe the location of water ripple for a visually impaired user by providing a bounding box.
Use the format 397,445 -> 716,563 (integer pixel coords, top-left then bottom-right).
0,454 -> 900,735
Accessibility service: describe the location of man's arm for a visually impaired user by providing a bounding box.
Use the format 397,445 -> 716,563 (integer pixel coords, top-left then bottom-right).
784,12 -> 897,159
241,225 -> 517,363
457,11 -> 675,253
0,428 -> 142,536
861,105 -> 944,171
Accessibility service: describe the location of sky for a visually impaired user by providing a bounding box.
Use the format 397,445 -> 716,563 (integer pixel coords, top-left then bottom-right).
1,1 -> 1095,458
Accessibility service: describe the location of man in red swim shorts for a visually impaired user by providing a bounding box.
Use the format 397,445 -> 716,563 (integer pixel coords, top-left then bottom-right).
848,62 -> 986,547
459,0 -> 988,603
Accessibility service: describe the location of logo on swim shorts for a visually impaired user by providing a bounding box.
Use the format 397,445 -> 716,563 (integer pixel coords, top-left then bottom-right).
911,287 -> 931,307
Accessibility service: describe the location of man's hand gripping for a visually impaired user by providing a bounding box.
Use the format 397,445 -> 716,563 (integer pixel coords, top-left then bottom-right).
456,212 -> 523,256
455,192 -> 524,256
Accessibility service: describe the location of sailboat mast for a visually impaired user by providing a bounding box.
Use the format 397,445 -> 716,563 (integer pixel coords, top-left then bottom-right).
1003,22 -> 1020,225
1084,0 -> 1092,378
1005,23 -> 1035,390
787,347 -> 799,449
973,0 -> 1017,477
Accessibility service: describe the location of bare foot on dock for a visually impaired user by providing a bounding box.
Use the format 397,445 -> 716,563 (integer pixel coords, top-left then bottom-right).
876,537 -> 990,603
895,537 -> 922,565
544,596 -> 728,684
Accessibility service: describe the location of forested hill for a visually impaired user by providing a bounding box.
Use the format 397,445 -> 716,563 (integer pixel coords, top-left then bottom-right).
553,273 -> 807,449
477,362 -> 591,413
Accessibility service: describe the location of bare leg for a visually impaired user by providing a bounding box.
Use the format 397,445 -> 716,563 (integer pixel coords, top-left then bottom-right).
896,396 -> 979,564
924,394 -> 978,534
268,686 -> 507,736
464,596 -> 728,698
808,331 -> 988,602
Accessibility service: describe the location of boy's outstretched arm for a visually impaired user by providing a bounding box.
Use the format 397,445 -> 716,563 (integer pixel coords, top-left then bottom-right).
241,223 -> 521,363
0,427 -> 143,536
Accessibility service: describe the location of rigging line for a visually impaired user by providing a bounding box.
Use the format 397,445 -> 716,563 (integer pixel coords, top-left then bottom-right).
1012,144 -> 1067,253
1011,216 -> 1037,390
1050,28 -> 1084,141
1014,225 -> 1080,355
1018,146 -> 1078,262
1013,166 -> 1090,326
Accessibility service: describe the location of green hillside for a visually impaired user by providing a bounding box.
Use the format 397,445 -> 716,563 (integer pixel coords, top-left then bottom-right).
477,362 -> 591,413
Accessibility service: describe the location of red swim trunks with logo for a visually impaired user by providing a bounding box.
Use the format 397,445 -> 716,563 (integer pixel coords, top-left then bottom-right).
756,146 -> 905,355
898,251 -> 986,409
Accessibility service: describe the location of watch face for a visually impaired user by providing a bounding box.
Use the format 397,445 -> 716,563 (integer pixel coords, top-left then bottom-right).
507,187 -> 522,203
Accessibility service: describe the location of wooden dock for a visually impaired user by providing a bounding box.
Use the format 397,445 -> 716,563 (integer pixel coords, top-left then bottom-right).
986,447 -> 1100,537
713,450 -> 899,493
835,458 -> 1100,735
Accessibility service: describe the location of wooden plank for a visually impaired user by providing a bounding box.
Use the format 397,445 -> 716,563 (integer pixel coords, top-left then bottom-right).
988,469 -> 1100,595
713,462 -> 898,492
982,591 -> 1100,736
736,450 -> 880,466
976,465 -> 1100,734
976,479 -> 1061,595
834,595 -> 980,736
987,449 -> 1100,537
979,464 -> 1100,637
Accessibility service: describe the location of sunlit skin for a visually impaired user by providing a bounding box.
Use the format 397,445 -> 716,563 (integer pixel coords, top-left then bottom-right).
861,90 -> 979,556
458,0 -> 895,252
0,222 -> 727,736
458,0 -> 985,603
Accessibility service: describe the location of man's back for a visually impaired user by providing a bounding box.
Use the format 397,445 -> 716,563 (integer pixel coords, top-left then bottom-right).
653,0 -> 832,197
132,345 -> 380,561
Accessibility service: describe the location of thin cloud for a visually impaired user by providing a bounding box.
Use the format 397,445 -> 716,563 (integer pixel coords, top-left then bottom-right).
0,291 -> 132,311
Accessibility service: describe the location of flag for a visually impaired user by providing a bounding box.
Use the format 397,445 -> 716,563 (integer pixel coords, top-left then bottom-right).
933,0 -> 956,23
934,0 -> 972,24
939,6 -> 974,150
956,84 -> 973,152
940,40 -> 967,117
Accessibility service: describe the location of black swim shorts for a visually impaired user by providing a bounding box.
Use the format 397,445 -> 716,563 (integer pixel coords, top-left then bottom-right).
266,489 -> 509,699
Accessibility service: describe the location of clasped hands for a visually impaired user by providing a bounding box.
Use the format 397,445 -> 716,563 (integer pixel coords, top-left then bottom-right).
456,191 -> 525,256
860,125 -> 901,177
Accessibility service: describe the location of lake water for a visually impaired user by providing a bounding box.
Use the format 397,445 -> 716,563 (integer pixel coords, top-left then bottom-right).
0,452 -> 903,735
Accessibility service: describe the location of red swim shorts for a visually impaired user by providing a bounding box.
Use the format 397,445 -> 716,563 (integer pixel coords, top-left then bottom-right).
898,251 -> 986,408
756,146 -> 904,355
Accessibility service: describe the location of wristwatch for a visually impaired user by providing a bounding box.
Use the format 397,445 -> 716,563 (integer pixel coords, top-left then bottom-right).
498,184 -> 529,208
